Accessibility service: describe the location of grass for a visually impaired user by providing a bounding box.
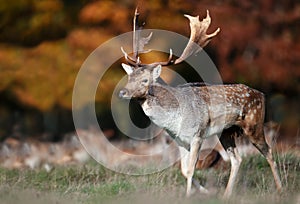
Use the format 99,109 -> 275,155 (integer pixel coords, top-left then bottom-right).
0,153 -> 299,204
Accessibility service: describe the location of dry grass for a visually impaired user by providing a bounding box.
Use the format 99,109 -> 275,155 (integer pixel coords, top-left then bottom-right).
0,152 -> 299,204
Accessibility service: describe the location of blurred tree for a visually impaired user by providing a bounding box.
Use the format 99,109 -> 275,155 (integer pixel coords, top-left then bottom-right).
0,0 -> 298,141
0,0 -> 67,46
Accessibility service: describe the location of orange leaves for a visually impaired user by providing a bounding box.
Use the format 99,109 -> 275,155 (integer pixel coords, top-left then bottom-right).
79,1 -> 130,31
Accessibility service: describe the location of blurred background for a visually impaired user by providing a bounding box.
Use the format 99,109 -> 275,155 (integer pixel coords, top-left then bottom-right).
0,0 -> 299,159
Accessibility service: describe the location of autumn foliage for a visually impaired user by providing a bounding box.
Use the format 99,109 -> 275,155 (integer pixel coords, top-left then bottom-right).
0,0 -> 299,140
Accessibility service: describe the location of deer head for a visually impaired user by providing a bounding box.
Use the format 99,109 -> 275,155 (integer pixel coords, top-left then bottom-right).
119,64 -> 162,99
119,9 -> 220,99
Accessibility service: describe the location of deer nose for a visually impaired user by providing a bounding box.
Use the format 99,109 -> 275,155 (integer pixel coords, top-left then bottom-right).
119,89 -> 128,98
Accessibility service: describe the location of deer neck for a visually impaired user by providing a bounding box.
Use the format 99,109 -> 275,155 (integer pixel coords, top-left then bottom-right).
142,83 -> 208,148
141,83 -> 181,134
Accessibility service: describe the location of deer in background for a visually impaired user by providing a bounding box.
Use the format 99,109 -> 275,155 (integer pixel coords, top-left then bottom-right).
119,9 -> 282,197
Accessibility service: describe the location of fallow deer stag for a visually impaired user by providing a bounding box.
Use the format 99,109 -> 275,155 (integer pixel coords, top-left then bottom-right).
119,9 -> 282,197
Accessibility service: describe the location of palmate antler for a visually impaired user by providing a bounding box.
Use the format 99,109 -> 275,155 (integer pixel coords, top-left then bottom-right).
121,9 -> 220,67
175,11 -> 220,64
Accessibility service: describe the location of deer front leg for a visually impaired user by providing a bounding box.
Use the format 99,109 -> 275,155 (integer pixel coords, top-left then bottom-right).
180,154 -> 209,195
179,136 -> 204,197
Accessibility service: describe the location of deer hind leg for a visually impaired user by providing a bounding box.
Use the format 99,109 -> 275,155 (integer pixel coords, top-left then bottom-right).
219,127 -> 242,198
246,125 -> 283,192
224,147 -> 242,198
265,148 -> 282,192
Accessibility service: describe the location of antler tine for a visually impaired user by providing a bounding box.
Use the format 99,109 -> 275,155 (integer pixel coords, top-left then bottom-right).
160,48 -> 174,65
121,47 -> 139,67
147,49 -> 173,67
133,7 -> 140,60
174,10 -> 220,64
137,56 -> 141,64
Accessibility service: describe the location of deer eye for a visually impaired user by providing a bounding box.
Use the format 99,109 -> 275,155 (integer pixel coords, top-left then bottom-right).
142,79 -> 148,83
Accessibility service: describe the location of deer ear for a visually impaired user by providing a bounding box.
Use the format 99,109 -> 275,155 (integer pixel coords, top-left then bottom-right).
152,65 -> 162,80
121,63 -> 134,75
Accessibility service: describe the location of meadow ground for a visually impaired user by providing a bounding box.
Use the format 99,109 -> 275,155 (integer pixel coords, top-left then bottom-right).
0,153 -> 299,204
